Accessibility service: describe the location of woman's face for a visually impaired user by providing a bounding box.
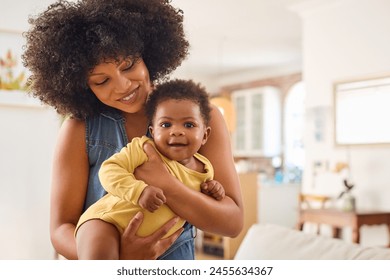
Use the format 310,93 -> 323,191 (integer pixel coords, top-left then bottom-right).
149,99 -> 211,165
87,58 -> 152,113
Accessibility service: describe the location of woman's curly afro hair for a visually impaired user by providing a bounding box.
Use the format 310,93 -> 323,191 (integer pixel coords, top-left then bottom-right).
22,0 -> 189,119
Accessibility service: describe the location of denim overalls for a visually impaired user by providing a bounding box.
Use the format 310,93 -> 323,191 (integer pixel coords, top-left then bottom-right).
84,111 -> 195,260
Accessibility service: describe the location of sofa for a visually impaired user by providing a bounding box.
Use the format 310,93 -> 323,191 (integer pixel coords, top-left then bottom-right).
234,223 -> 390,260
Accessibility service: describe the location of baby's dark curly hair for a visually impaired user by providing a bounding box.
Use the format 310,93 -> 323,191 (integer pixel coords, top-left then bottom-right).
22,0 -> 189,119
145,79 -> 211,126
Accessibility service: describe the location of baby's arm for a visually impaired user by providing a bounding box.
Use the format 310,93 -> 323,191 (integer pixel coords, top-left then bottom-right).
138,186 -> 166,212
200,180 -> 225,201
99,137 -> 150,204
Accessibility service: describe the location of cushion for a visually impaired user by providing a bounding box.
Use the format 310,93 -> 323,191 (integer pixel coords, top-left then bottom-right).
234,223 -> 390,260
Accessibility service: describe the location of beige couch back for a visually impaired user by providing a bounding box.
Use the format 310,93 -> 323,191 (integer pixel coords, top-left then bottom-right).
235,223 -> 390,260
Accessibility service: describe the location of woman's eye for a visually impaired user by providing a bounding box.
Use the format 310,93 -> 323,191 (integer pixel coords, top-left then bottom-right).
94,78 -> 108,86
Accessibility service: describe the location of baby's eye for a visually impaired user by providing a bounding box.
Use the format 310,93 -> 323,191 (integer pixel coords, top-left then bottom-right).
184,122 -> 195,128
161,122 -> 171,128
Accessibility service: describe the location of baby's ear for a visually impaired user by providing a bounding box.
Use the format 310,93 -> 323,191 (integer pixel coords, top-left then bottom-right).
148,126 -> 154,138
202,126 -> 211,145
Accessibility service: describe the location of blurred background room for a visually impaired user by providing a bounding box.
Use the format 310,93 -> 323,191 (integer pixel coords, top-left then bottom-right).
1,0 -> 390,259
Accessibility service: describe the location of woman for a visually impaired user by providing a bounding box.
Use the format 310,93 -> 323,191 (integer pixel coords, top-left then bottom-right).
23,0 -> 243,260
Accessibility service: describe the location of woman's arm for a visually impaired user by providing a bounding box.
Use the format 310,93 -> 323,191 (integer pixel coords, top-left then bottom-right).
50,118 -> 89,260
135,106 -> 244,237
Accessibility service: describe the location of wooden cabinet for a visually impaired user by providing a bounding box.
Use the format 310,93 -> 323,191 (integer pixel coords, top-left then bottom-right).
198,172 -> 259,259
232,87 -> 281,157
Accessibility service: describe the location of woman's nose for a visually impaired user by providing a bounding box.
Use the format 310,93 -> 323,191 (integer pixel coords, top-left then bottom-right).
114,74 -> 131,93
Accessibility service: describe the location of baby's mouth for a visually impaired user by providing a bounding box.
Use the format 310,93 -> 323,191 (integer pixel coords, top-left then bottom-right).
168,142 -> 187,147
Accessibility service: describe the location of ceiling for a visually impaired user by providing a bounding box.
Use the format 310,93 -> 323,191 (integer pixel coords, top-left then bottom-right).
1,0 -> 305,90
170,0 -> 305,85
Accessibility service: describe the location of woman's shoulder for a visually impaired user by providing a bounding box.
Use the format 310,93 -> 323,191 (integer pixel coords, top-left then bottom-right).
61,117 -> 86,135
53,117 -> 87,163
208,104 -> 226,130
199,104 -> 234,166
58,117 -> 86,150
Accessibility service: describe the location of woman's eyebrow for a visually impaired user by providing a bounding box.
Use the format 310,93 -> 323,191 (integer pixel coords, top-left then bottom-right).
89,72 -> 106,77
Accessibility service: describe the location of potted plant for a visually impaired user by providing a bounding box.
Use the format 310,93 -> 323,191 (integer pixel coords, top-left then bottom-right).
338,179 -> 355,211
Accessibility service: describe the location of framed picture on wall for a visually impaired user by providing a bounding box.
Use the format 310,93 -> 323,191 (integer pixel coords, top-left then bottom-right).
0,29 -> 40,107
0,29 -> 28,91
334,74 -> 390,145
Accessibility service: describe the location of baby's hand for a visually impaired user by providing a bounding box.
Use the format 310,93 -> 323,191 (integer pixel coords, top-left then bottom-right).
138,186 -> 166,212
201,180 -> 225,201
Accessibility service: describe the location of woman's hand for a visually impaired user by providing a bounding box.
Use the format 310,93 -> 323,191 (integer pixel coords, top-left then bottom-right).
119,212 -> 182,260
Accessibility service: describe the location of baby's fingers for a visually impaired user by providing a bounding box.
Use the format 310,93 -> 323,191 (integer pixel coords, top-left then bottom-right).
204,181 -> 225,200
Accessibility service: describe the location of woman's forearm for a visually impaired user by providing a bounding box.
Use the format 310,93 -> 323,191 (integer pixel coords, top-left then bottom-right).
51,223 -> 78,260
135,108 -> 244,237
162,176 -> 243,237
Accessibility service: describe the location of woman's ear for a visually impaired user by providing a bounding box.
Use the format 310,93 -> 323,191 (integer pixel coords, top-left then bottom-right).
147,84 -> 156,96
202,126 -> 211,145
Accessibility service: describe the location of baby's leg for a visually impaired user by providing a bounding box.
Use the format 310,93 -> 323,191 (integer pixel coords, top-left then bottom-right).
76,219 -> 120,259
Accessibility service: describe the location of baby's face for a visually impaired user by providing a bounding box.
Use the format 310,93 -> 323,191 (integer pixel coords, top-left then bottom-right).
149,99 -> 210,164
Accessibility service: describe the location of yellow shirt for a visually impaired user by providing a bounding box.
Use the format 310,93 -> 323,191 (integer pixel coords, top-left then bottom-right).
76,136 -> 213,238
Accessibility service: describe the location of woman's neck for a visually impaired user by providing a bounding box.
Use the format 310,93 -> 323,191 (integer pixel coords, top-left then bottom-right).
123,111 -> 149,141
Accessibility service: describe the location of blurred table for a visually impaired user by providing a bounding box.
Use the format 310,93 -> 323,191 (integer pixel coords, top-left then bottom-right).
297,209 -> 390,246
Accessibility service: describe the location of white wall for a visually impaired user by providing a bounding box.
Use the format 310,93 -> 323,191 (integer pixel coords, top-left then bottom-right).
298,0 -> 390,245
0,93 -> 60,259
0,0 -> 76,32
0,0 -> 63,259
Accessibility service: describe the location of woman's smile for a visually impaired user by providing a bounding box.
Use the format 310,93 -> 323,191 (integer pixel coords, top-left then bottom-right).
118,87 -> 138,103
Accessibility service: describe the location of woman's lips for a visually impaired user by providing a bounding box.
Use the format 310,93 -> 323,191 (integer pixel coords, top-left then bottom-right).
121,92 -> 135,101
119,88 -> 138,103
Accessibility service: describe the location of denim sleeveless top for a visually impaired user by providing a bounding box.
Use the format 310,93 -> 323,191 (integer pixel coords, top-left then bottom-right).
84,111 -> 195,259
84,111 -> 129,211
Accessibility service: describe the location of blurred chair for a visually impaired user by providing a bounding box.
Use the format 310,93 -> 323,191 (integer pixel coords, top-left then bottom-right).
297,193 -> 332,234
299,193 -> 331,209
